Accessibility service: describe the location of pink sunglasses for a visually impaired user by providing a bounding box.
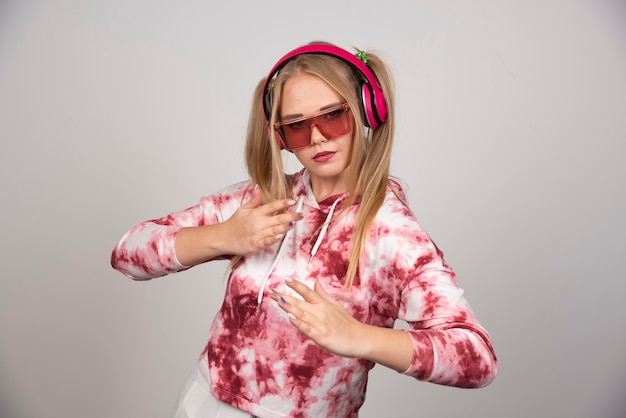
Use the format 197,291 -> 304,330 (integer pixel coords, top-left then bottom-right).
274,103 -> 352,151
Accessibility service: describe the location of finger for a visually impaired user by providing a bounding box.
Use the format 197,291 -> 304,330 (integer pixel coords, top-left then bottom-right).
242,184 -> 264,209
262,213 -> 303,239
272,292 -> 313,326
251,209 -> 299,246
269,290 -> 299,317
256,198 -> 298,217
287,312 -> 314,335
313,279 -> 335,303
284,277 -> 321,303
269,289 -> 292,307
277,211 -> 305,228
269,221 -> 293,237
256,230 -> 285,247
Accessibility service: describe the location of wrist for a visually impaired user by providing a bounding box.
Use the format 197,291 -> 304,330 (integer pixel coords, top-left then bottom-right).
354,325 -> 413,372
175,222 -> 231,266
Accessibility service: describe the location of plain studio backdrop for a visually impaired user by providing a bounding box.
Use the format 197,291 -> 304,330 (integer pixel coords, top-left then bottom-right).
1,0 -> 625,417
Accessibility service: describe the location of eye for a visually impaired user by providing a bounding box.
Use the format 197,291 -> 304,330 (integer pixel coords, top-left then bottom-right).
323,108 -> 345,119
285,120 -> 305,130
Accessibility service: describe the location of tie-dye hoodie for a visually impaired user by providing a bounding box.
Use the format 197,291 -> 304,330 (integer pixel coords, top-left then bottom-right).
111,169 -> 497,418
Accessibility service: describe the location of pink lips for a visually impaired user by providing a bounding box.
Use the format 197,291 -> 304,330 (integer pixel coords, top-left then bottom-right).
313,151 -> 336,162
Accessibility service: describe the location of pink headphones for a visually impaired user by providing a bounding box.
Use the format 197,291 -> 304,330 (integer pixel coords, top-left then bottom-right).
262,44 -> 388,137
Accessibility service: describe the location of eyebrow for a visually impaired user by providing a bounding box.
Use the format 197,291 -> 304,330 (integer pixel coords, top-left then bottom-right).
280,102 -> 344,120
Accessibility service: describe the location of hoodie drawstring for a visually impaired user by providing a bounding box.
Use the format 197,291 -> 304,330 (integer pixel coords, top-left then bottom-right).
257,196 -> 304,309
255,194 -> 343,310
309,196 -> 342,263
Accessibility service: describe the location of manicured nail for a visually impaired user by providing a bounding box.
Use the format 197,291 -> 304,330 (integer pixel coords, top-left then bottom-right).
287,313 -> 296,321
287,200 -> 296,205
284,277 -> 293,283
275,234 -> 284,240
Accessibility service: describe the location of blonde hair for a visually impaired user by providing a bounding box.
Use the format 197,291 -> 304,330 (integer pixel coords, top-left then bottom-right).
244,41 -> 400,288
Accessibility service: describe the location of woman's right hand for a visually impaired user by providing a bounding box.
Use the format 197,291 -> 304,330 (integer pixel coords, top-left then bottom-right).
175,186 -> 303,266
221,186 -> 304,255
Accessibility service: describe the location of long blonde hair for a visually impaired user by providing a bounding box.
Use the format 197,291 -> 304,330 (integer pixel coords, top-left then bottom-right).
244,42 -> 398,288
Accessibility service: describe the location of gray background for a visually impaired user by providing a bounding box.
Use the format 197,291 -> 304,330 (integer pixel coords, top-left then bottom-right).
1,0 -> 625,417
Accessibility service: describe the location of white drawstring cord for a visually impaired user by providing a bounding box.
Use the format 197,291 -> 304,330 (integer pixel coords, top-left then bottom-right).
256,196 -> 304,310
309,197 -> 342,263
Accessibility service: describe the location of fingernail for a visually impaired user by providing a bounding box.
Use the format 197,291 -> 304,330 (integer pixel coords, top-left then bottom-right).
275,234 -> 284,240
287,313 -> 296,321
284,277 -> 293,283
296,212 -> 305,219
287,200 -> 296,205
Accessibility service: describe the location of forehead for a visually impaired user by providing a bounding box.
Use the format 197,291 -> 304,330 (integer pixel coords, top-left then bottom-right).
279,73 -> 344,116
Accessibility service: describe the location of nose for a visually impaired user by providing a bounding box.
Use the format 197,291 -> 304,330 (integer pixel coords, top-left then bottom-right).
309,123 -> 327,146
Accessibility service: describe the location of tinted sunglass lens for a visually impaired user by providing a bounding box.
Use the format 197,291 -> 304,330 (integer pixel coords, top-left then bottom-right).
277,104 -> 350,150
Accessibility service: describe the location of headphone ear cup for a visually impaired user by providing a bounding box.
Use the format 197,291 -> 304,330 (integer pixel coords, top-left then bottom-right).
359,81 -> 379,130
263,89 -> 273,123
263,88 -> 290,150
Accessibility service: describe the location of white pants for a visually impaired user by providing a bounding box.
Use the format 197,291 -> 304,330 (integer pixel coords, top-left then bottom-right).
170,355 -> 256,418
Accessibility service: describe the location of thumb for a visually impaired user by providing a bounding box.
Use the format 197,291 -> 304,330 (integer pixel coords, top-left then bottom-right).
314,279 -> 335,303
243,184 -> 264,209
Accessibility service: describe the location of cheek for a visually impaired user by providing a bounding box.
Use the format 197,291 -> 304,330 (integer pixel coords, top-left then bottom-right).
292,149 -> 312,166
340,134 -> 355,160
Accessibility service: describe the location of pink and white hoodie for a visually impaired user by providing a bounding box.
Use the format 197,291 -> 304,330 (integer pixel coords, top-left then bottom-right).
111,169 -> 497,418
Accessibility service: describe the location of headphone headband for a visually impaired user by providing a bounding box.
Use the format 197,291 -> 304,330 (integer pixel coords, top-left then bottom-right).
262,44 -> 388,145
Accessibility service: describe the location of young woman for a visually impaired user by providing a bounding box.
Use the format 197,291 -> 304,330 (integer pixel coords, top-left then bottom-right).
111,41 -> 497,418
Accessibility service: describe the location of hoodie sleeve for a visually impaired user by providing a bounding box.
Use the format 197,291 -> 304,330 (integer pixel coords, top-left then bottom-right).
394,234 -> 498,388
110,181 -> 252,280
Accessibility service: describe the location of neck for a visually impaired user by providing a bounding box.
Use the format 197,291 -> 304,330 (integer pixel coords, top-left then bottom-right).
310,177 -> 349,202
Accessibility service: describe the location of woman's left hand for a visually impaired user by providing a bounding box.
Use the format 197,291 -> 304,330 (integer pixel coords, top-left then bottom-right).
270,278 -> 366,358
